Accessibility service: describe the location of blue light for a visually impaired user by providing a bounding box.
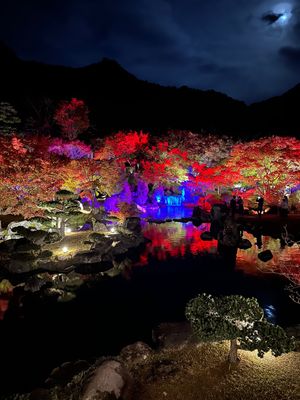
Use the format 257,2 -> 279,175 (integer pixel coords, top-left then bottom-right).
165,195 -> 182,206
264,304 -> 276,324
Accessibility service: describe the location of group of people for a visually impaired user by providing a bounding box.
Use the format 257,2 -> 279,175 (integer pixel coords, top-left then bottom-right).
229,194 -> 289,218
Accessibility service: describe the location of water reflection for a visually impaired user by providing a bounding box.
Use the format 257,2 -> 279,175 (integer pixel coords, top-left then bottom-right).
140,221 -> 300,284
139,221 -> 218,264
236,231 -> 300,281
0,299 -> 9,320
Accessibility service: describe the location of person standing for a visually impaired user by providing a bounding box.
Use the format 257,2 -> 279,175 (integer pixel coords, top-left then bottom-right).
257,196 -> 264,217
237,196 -> 244,215
230,195 -> 237,217
280,195 -> 289,218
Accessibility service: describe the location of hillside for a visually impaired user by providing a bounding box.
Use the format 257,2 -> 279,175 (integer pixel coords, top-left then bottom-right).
0,41 -> 299,137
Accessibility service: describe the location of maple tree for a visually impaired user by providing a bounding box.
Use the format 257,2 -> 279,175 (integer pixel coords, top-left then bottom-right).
0,132 -> 299,220
224,136 -> 300,204
165,130 -> 234,166
54,98 -> 90,140
0,135 -> 64,218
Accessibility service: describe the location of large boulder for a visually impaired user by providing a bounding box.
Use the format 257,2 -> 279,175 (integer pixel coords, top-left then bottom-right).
200,231 -> 213,241
238,238 -> 252,250
82,360 -> 130,400
123,217 -> 141,233
7,220 -> 44,237
11,226 -> 48,245
24,276 -> 48,292
45,359 -> 90,387
258,250 -> 273,262
192,206 -> 211,222
94,221 -> 109,232
120,342 -> 153,363
0,238 -> 40,254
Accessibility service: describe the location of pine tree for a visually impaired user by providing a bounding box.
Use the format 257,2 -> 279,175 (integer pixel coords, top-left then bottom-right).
185,293 -> 295,363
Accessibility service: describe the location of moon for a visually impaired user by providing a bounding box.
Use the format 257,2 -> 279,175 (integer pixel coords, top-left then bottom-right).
273,2 -> 292,25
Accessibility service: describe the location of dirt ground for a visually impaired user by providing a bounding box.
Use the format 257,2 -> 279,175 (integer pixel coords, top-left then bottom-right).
129,342 -> 300,400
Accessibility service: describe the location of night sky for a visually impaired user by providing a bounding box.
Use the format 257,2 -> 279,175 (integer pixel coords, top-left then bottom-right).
1,0 -> 300,102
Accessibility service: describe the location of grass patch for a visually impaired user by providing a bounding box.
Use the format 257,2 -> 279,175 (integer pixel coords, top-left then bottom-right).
128,342 -> 300,400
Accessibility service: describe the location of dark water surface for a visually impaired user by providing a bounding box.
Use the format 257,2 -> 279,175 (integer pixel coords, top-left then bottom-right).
0,220 -> 299,394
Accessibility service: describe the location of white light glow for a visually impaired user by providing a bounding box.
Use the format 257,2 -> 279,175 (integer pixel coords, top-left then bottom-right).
62,246 -> 69,253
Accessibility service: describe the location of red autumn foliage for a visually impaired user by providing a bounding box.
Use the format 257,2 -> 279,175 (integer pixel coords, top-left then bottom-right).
54,98 -> 90,140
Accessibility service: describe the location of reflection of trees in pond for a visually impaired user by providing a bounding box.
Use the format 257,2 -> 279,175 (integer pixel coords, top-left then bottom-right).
140,223 -> 300,296
139,222 -> 218,264
236,232 -> 300,295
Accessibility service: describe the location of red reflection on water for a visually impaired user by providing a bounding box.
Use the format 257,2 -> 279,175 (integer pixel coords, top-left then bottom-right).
236,233 -> 300,285
0,298 -> 9,320
185,223 -> 218,255
139,222 -> 218,265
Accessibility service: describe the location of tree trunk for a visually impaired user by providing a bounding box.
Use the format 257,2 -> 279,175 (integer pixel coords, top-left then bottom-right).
61,219 -> 66,237
228,339 -> 239,363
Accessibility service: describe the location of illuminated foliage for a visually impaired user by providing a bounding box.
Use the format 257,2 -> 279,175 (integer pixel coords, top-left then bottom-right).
0,132 -> 299,219
0,135 -> 64,218
94,131 -> 149,161
225,136 -> 300,203
54,98 -> 90,140
48,138 -> 92,159
166,130 -> 235,166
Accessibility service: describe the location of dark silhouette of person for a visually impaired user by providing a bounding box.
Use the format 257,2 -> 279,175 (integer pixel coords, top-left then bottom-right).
210,204 -> 226,239
279,195 -> 289,218
230,195 -> 237,217
253,226 -> 263,249
256,196 -> 264,217
237,196 -> 244,215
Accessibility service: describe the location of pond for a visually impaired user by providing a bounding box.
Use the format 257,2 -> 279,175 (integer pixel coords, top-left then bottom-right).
0,219 -> 299,395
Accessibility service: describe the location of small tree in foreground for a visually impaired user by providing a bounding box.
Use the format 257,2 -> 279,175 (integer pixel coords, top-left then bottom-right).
185,294 -> 294,363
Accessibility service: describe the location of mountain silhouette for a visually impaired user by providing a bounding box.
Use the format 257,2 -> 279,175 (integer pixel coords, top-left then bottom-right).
0,42 -> 299,138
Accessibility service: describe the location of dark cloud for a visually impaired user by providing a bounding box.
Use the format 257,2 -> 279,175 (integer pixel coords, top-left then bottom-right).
0,0 -> 300,102
261,12 -> 283,25
279,46 -> 300,68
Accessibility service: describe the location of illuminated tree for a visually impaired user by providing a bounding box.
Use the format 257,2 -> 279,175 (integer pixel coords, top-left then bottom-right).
38,190 -> 89,236
0,135 -> 64,218
141,140 -> 190,187
186,293 -> 294,363
54,98 -> 90,140
94,131 -> 148,162
0,102 -> 21,136
166,131 -> 234,166
225,136 -> 300,204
